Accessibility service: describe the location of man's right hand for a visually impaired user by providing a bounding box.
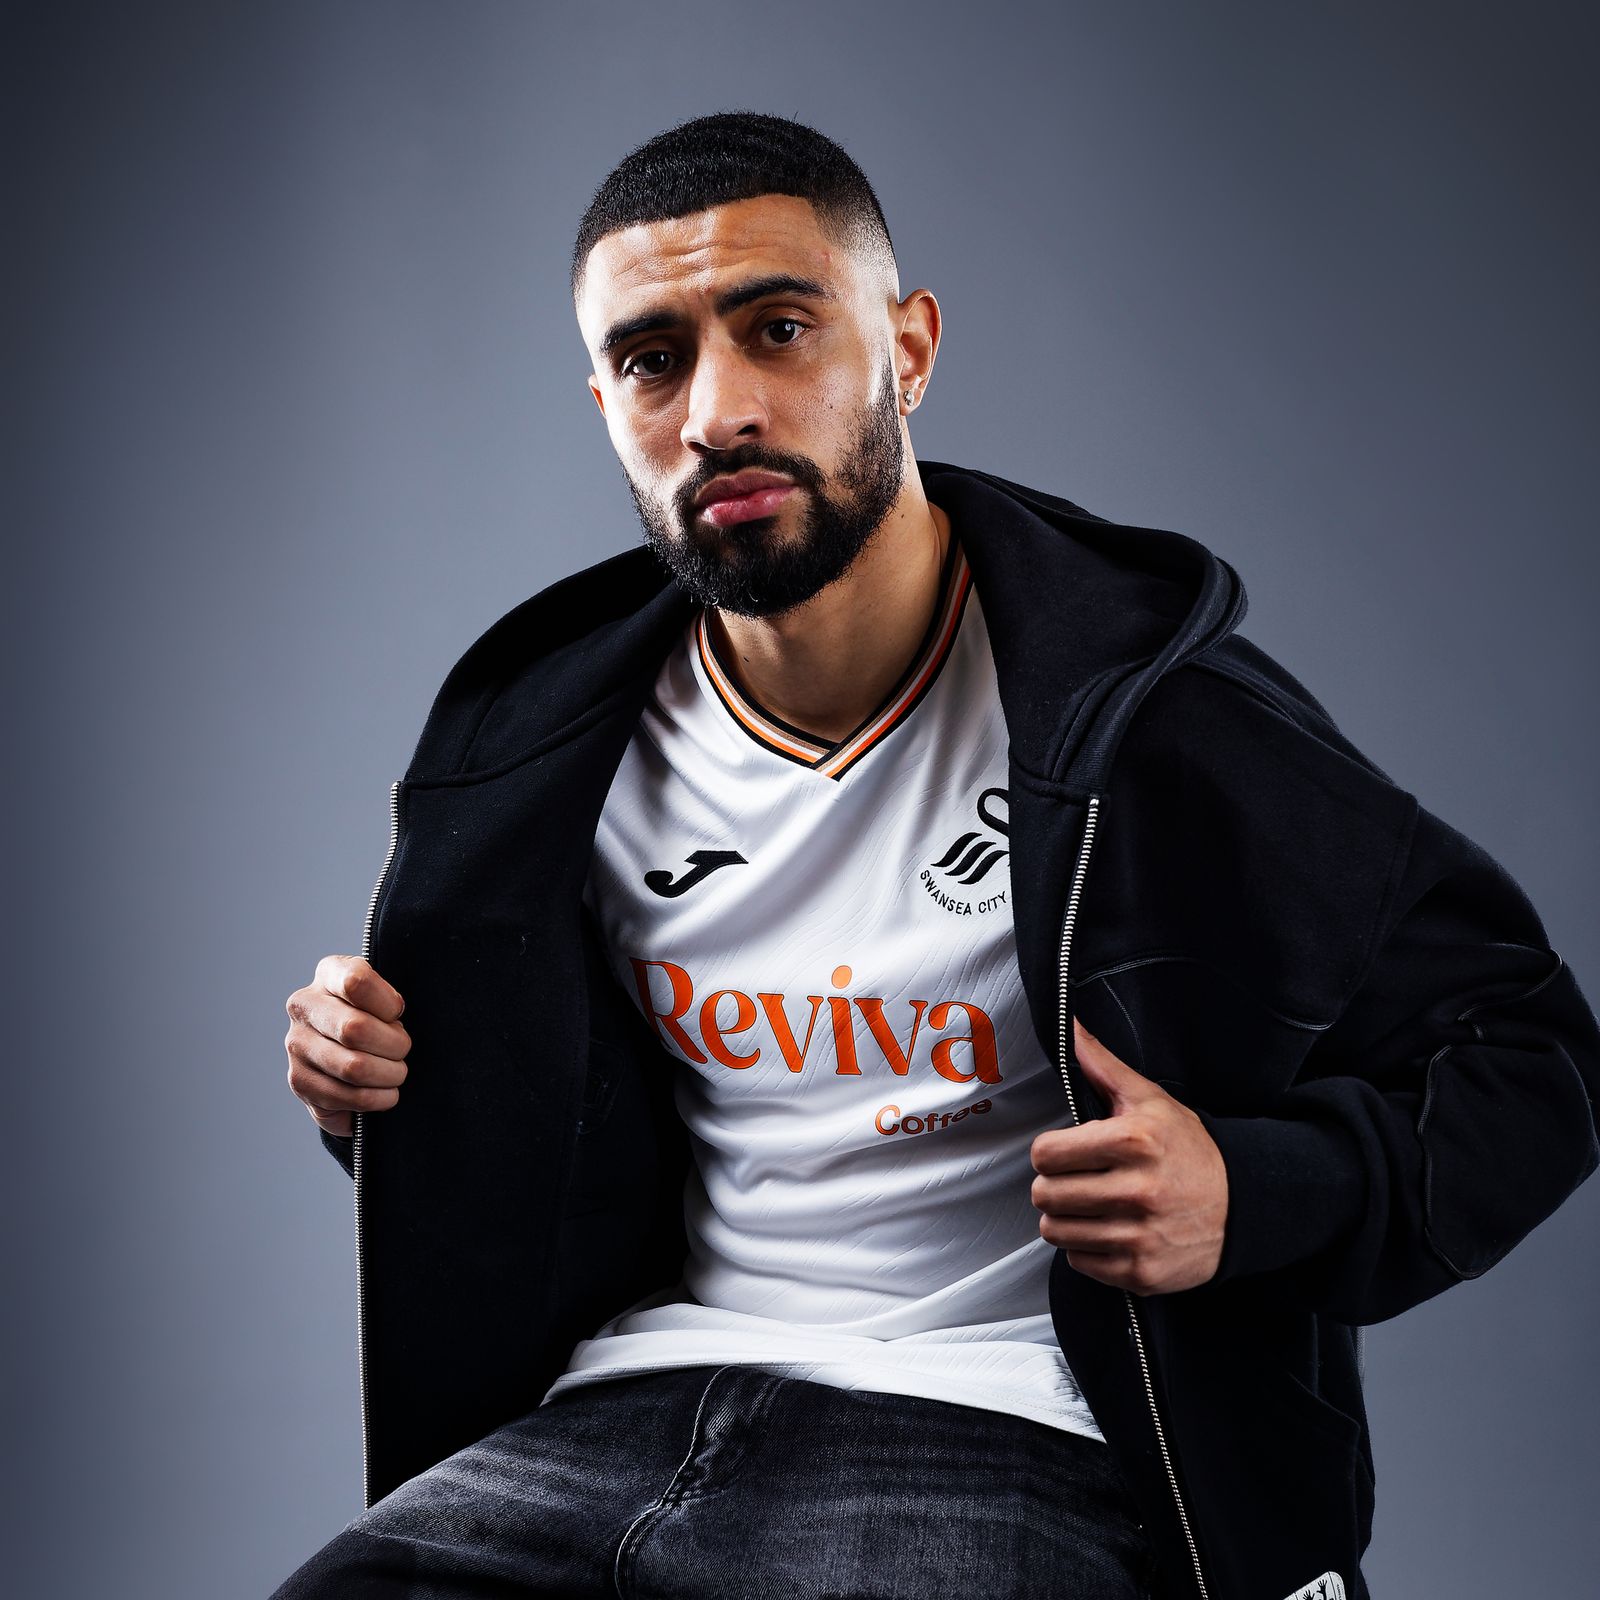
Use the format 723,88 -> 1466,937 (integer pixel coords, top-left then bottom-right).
285,955 -> 411,1138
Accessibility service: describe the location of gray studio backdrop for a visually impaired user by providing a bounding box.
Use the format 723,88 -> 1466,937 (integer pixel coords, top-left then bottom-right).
9,3 -> 1598,1596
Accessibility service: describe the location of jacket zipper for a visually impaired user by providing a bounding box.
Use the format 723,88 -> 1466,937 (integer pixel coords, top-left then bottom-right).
353,777 -> 403,1510
1056,793 -> 1210,1599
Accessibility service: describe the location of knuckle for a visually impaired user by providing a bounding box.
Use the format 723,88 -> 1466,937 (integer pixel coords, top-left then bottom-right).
1083,1252 -> 1120,1287
1120,1122 -> 1158,1161
1031,1132 -> 1062,1172
322,955 -> 363,1002
337,1046 -> 374,1084
1125,1254 -> 1156,1295
286,1065 -> 320,1109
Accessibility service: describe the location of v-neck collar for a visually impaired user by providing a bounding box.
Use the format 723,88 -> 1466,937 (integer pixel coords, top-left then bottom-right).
695,539 -> 974,781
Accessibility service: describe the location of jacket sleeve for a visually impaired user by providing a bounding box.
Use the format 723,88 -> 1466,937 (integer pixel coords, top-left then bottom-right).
320,1125 -> 356,1179
1194,794 -> 1600,1324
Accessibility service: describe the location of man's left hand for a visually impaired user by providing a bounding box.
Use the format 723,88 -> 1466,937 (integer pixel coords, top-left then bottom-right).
1030,1017 -> 1230,1295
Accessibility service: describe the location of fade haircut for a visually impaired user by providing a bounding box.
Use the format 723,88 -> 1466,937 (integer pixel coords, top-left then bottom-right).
570,110 -> 898,306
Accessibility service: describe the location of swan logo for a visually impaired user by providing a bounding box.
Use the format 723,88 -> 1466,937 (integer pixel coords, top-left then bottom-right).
922,787 -> 1010,915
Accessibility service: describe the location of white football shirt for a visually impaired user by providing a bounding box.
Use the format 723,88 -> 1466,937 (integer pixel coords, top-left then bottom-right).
543,539 -> 1103,1441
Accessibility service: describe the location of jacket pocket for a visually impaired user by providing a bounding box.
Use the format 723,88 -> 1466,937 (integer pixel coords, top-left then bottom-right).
1077,956 -> 1332,1113
1280,1367 -> 1362,1452
1154,1286 -> 1374,1592
1176,1361 -> 1368,1598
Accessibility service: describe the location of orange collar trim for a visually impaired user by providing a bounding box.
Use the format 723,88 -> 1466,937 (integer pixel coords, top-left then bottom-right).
696,542 -> 973,780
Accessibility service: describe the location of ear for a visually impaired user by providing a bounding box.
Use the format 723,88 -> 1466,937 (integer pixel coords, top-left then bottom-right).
588,376 -> 605,416
893,286 -> 942,404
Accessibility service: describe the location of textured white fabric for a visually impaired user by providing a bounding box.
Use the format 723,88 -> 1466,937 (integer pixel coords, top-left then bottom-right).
544,549 -> 1102,1440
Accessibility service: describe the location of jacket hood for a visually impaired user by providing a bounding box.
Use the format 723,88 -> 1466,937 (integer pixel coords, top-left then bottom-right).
918,458 -> 1246,788
403,457 -> 1248,790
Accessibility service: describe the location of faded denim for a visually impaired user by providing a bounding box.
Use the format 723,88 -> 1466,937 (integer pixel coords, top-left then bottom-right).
272,1363 -> 1157,1598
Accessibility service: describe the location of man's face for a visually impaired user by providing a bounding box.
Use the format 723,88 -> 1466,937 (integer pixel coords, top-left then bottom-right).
576,195 -> 907,617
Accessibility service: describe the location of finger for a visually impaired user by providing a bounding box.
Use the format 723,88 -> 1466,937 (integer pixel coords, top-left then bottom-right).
1071,1017 -> 1154,1105
286,985 -> 411,1061
314,954 -> 405,1023
286,1050 -> 403,1114
1030,1118 -> 1156,1176
286,1018 -> 409,1090
1038,1212 -> 1141,1251
307,1104 -> 352,1138
1030,1172 -> 1150,1219
1062,1248 -> 1166,1297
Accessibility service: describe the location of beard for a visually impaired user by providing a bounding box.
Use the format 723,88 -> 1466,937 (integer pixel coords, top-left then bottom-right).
623,357 -> 905,618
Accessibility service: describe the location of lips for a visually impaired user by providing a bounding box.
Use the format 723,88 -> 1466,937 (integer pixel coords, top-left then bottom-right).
699,485 -> 797,527
694,470 -> 797,527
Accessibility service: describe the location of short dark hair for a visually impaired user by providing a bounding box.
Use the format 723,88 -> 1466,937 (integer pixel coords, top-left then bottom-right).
570,110 -> 897,304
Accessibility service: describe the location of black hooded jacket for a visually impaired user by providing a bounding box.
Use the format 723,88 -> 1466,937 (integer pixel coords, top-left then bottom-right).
317,458 -> 1600,1600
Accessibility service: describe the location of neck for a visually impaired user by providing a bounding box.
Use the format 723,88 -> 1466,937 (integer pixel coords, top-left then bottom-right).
708,470 -> 952,744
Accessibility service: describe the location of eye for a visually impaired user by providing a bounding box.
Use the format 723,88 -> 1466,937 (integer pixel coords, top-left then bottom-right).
764,317 -> 807,346
621,349 -> 675,382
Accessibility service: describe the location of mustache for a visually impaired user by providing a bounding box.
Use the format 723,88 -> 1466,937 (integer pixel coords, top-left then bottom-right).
677,447 -> 824,517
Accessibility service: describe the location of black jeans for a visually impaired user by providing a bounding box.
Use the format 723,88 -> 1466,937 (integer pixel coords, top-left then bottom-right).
272,1363 -> 1158,1599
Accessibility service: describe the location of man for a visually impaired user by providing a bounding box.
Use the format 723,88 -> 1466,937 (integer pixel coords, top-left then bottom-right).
275,112 -> 1600,1600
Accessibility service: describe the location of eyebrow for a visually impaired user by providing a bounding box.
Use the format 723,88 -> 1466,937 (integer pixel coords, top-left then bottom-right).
597,272 -> 836,362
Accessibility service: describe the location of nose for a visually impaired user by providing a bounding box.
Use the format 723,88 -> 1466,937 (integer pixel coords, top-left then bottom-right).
680,339 -> 766,455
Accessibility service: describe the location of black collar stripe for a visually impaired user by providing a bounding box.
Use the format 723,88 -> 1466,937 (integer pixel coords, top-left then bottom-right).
695,541 -> 972,780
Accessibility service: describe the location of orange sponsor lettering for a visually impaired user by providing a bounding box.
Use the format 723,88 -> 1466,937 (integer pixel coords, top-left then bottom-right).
700,989 -> 759,1069
875,1098 -> 993,1136
829,964 -> 860,1075
854,996 -> 929,1077
630,956 -> 1001,1084
757,991 -> 825,1072
927,1000 -> 1001,1084
829,993 -> 861,1074
630,957 -> 708,1064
